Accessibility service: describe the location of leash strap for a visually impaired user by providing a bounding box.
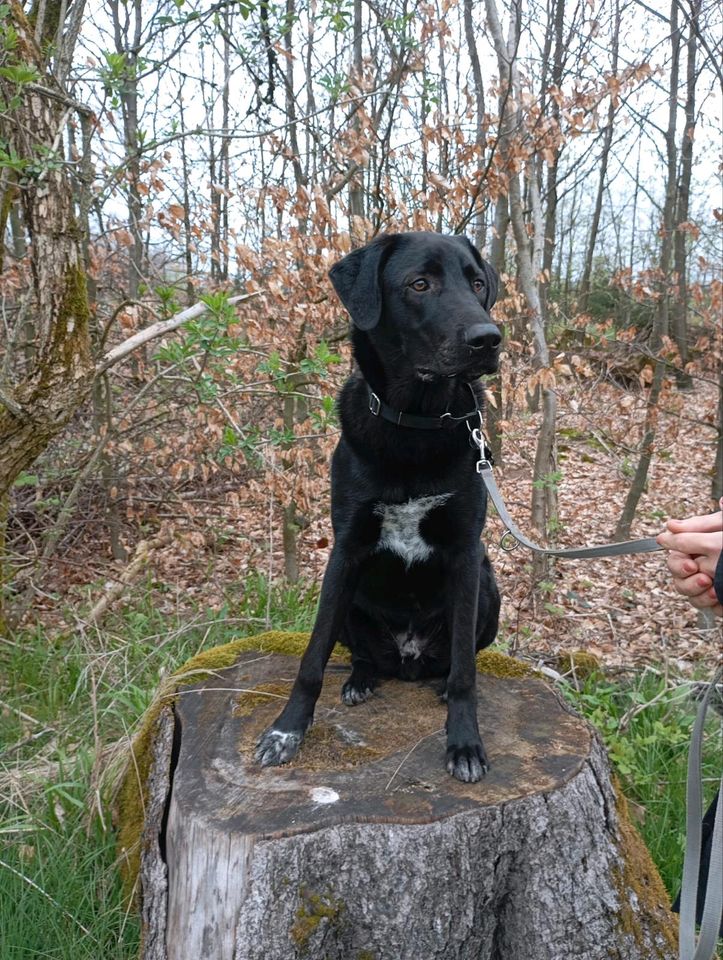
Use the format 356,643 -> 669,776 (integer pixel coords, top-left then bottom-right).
679,669 -> 723,960
470,428 -> 662,559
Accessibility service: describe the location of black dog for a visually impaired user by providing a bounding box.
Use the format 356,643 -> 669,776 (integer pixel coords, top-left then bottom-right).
256,231 -> 501,782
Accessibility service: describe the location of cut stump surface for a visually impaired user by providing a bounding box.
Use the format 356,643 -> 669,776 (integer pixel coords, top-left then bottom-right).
175,652 -> 588,830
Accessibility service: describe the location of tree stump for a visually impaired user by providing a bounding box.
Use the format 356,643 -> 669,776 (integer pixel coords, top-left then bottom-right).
120,634 -> 677,960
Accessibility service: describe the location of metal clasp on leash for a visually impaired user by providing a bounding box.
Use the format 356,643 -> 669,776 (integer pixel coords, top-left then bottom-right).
369,391 -> 381,416
467,413 -> 494,472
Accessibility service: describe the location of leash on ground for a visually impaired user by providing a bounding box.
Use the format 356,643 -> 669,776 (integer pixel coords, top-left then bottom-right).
468,426 -> 723,954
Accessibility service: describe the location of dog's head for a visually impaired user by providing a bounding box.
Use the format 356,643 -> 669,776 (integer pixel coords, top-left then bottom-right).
329,232 -> 501,380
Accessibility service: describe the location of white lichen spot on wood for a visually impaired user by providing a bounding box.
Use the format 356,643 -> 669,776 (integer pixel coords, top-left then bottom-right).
310,787 -> 340,804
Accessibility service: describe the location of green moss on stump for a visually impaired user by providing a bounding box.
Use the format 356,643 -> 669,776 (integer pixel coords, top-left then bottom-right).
476,649 -> 532,679
115,684 -> 170,898
611,778 -> 677,956
234,681 -> 293,717
290,887 -> 346,954
177,630 -> 312,679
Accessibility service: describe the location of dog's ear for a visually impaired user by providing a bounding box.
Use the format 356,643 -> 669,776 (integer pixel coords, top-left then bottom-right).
328,239 -> 388,331
455,236 -> 499,311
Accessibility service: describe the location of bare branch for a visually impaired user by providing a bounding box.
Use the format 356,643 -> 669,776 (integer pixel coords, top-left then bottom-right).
94,292 -> 260,377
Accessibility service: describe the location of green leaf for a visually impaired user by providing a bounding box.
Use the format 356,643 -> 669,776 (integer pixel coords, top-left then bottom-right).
0,63 -> 40,84
258,351 -> 283,375
14,473 -> 39,488
0,141 -> 28,174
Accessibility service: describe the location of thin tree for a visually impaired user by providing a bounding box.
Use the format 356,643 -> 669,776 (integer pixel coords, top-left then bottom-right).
108,0 -> 146,301
484,0 -> 559,562
538,0 -> 568,323
578,0 -> 621,313
614,0 -> 680,540
463,0 -> 487,251
348,0 -> 365,236
671,0 -> 700,390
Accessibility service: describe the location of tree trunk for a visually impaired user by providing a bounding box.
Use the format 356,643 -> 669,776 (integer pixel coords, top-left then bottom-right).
220,6 -> 231,281
578,0 -> 620,313
463,0 -> 487,250
712,374 -> 723,503
110,0 -> 145,301
0,5 -> 95,502
539,0 -> 566,323
615,0 -> 679,540
613,359 -> 665,541
348,0 -> 365,237
123,640 -> 677,960
671,0 -> 699,391
484,0 -> 558,574
486,195 -> 509,465
625,142 -> 642,327
0,5 -> 95,627
176,81 -> 195,305
208,84 -> 221,280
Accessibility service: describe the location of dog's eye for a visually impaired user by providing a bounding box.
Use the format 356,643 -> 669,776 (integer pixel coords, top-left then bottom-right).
410,278 -> 430,292
472,279 -> 485,293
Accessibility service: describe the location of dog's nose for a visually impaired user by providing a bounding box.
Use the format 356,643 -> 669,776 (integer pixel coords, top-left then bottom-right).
465,323 -> 501,351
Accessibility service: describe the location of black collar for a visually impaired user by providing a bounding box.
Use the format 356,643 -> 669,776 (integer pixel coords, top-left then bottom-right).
367,382 -> 481,430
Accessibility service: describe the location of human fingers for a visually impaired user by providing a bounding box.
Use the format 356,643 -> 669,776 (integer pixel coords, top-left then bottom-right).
656,531 -> 723,575
672,572 -> 713,599
686,588 -> 723,616
665,550 -> 699,578
665,509 -> 723,535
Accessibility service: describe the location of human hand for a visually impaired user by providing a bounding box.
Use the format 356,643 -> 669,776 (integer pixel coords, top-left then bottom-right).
656,502 -> 723,616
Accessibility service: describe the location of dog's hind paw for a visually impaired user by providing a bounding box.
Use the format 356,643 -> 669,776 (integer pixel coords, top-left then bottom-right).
445,742 -> 489,783
255,727 -> 303,767
341,675 -> 375,706
341,667 -> 375,706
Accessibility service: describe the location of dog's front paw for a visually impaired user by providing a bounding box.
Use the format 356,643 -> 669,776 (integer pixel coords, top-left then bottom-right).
255,727 -> 303,767
445,741 -> 489,783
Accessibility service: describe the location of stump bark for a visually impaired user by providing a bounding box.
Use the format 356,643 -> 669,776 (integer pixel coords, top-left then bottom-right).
125,639 -> 677,960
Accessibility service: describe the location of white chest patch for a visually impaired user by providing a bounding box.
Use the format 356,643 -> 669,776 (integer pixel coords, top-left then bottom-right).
374,493 -> 452,567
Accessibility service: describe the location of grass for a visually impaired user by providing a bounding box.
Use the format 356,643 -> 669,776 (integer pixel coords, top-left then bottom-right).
561,667 -> 721,899
0,573 -> 318,959
1,813 -> 137,959
0,575 -> 719,957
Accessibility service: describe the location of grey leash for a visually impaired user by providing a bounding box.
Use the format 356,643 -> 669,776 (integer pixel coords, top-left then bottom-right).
679,670 -> 723,960
469,426 -> 662,559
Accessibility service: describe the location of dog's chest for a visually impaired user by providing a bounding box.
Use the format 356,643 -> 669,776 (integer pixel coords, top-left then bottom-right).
373,493 -> 451,566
